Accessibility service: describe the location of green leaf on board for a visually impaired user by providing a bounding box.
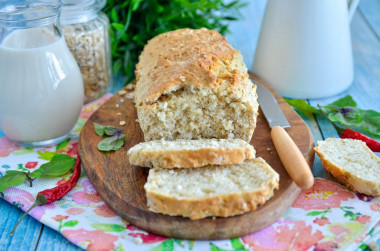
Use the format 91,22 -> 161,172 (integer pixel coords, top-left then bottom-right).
63,220 -> 79,228
94,123 -> 122,136
0,170 -> 27,192
97,134 -> 125,151
91,223 -> 125,232
30,154 -> 75,178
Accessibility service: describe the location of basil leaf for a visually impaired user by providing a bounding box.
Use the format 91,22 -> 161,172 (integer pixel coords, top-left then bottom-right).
328,95 -> 357,108
105,127 -> 122,136
30,154 -> 75,178
94,123 -> 121,136
358,109 -> 380,136
284,98 -> 318,114
0,171 -> 27,192
97,134 -> 126,151
94,123 -> 106,136
328,107 -> 362,126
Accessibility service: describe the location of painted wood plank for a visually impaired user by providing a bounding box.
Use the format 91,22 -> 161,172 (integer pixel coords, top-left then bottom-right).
359,0 -> 380,40
225,0 -> 267,70
36,226 -> 82,251
0,199 -> 42,250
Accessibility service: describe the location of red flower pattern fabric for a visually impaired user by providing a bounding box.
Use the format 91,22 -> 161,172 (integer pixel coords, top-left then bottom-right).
0,94 -> 379,251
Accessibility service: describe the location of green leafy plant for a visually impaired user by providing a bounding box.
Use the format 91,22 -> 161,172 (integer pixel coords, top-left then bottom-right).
285,95 -> 380,137
103,0 -> 247,83
0,154 -> 76,192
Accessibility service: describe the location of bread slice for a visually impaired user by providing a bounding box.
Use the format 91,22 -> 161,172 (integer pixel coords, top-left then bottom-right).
144,158 -> 279,220
314,138 -> 380,196
127,139 -> 255,168
135,28 -> 259,142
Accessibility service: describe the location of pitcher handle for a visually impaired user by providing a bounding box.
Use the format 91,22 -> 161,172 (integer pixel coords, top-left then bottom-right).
347,0 -> 360,21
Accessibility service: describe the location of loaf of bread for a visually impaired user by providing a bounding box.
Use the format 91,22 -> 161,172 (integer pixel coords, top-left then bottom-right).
314,138 -> 380,196
127,139 -> 255,168
135,28 -> 259,142
144,158 -> 279,220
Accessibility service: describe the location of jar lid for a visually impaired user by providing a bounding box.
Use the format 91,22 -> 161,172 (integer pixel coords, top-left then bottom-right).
60,0 -> 106,25
0,0 -> 61,27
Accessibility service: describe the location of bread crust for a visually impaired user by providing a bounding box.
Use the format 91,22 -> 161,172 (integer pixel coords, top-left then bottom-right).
314,139 -> 380,196
144,158 -> 279,219
135,28 -> 247,105
128,145 -> 255,168
134,28 -> 259,142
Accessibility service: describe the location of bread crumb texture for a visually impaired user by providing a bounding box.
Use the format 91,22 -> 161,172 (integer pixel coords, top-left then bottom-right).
144,158 -> 279,219
314,138 -> 380,196
135,28 -> 259,142
127,138 -> 255,168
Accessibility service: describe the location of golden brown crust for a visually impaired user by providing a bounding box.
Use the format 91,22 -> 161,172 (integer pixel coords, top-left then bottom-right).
135,28 -> 248,105
146,190 -> 272,220
314,147 -> 380,196
144,158 -> 279,219
129,147 -> 255,168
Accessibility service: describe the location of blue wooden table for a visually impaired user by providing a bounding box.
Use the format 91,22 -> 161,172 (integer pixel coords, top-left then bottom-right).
1,0 -> 379,250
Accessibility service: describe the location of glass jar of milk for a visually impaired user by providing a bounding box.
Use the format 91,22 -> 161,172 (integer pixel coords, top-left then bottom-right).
0,0 -> 84,148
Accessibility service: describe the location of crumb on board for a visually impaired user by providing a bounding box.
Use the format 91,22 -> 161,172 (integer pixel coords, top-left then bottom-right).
125,91 -> 135,100
118,90 -> 127,95
126,84 -> 134,90
267,148 -> 271,151
117,112 -> 122,115
120,99 -> 124,102
115,104 -> 119,108
120,121 -> 126,126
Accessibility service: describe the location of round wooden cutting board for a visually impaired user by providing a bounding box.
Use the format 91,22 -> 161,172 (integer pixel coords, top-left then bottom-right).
78,74 -> 315,240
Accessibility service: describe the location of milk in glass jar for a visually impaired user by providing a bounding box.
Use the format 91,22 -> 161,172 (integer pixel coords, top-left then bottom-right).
0,0 -> 84,147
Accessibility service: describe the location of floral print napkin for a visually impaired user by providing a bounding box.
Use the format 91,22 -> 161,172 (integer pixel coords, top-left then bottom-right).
0,95 -> 379,251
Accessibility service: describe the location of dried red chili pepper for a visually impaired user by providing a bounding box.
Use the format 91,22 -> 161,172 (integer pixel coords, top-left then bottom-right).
10,156 -> 81,236
340,128 -> 380,152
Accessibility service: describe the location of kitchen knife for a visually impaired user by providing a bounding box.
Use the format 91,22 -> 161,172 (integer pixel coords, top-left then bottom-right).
254,81 -> 314,190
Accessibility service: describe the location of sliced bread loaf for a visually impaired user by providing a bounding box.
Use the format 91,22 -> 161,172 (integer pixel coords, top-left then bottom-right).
144,158 -> 279,220
127,139 -> 255,168
314,138 -> 380,196
135,28 -> 259,142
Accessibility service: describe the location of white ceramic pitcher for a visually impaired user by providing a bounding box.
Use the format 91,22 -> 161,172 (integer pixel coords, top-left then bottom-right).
253,0 -> 360,99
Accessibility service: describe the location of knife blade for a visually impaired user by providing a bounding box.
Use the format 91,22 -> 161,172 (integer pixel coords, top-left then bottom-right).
255,82 -> 290,129
253,80 -> 314,190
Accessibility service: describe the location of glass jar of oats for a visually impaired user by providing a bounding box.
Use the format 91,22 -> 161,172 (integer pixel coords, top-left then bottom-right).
61,0 -> 112,103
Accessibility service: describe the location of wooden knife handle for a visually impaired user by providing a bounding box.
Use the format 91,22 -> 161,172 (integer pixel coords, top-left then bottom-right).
271,126 -> 314,190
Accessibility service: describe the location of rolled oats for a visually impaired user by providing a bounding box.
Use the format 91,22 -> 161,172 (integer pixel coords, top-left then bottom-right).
62,13 -> 112,103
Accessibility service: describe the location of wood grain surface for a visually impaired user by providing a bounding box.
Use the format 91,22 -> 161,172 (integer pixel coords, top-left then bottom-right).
78,73 -> 315,240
